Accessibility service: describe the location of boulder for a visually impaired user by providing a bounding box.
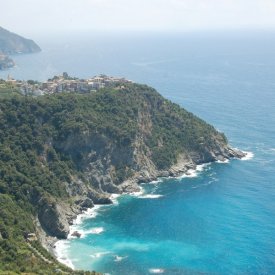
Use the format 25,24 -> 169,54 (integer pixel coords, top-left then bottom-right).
38,199 -> 70,239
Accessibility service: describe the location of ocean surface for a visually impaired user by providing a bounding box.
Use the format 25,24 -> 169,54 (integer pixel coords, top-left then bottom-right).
2,31 -> 275,274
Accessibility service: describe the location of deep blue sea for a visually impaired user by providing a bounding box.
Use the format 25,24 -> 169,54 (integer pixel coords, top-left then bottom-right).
2,31 -> 275,274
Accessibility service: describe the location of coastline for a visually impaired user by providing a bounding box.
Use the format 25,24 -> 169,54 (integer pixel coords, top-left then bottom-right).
54,150 -> 253,270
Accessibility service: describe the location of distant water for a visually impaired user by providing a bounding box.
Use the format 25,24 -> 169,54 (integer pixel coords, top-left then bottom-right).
3,31 -> 275,274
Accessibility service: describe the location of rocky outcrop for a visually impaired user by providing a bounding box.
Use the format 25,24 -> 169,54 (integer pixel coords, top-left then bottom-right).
38,198 -> 70,239
71,231 -> 81,238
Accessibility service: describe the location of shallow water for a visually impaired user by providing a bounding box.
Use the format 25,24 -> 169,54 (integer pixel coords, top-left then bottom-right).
2,31 -> 275,274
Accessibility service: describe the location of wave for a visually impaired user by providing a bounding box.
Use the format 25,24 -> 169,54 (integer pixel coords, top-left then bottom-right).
54,240 -> 75,270
67,205 -> 105,239
114,255 -> 128,262
150,179 -> 163,184
90,251 -> 111,259
68,226 -> 105,239
149,268 -> 165,274
176,163 -> 209,180
73,205 -> 102,225
110,193 -> 121,205
216,159 -> 230,164
240,151 -> 254,161
87,227 -> 104,234
138,194 -> 163,199
129,186 -> 163,199
129,186 -> 145,197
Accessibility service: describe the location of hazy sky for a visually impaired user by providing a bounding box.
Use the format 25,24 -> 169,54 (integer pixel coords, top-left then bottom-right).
2,0 -> 275,36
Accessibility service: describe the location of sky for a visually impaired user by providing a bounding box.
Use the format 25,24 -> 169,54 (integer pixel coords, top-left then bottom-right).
1,0 -> 275,36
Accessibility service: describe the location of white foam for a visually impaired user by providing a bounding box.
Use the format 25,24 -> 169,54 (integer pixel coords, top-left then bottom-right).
196,163 -> 209,171
55,240 -> 75,270
90,251 -> 111,259
129,185 -> 163,199
149,268 -> 165,274
114,255 -> 128,262
73,205 -> 102,225
129,186 -> 144,197
110,193 -> 121,205
182,169 -> 198,178
68,226 -> 105,239
87,227 -> 104,235
148,179 -> 163,184
176,164 -> 206,179
216,158 -> 230,164
138,194 -> 163,199
66,205 -> 105,240
241,151 -> 254,161
54,199 -> 112,268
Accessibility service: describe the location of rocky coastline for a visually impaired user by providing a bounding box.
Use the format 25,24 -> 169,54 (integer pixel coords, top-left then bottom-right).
39,146 -> 245,255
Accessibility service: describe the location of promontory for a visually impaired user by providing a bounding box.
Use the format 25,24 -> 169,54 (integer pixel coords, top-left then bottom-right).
0,79 -> 245,273
0,26 -> 41,70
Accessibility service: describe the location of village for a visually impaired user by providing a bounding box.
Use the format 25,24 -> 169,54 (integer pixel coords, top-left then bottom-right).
5,72 -> 133,96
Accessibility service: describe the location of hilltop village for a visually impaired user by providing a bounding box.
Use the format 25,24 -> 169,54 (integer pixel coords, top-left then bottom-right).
4,72 -> 133,96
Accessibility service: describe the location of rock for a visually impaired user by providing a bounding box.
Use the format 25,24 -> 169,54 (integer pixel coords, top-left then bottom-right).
76,198 -> 94,209
71,231 -> 81,238
87,190 -> 113,204
38,198 -> 70,239
230,148 -> 246,158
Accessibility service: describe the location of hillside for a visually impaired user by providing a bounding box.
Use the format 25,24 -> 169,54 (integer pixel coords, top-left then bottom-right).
0,82 -> 244,273
0,26 -> 41,55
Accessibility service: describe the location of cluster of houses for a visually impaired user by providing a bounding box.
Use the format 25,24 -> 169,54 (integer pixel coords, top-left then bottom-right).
6,73 -> 133,96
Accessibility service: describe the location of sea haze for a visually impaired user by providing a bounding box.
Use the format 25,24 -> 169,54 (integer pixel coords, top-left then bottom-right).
2,31 -> 275,274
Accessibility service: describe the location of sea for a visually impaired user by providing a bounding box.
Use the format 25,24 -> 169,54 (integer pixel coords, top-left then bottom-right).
2,30 -> 275,274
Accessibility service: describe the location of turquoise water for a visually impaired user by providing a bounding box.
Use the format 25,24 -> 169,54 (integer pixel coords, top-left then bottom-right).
2,31 -> 275,274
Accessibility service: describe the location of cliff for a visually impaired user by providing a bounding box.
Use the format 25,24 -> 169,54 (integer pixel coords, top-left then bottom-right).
0,82 -> 244,273
0,26 -> 41,55
0,26 -> 41,71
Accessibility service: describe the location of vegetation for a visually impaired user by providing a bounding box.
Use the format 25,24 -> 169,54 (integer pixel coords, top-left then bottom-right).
0,82 -> 227,273
0,81 -> 21,99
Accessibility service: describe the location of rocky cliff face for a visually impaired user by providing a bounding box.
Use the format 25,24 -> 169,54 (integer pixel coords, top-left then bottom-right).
37,137 -> 244,244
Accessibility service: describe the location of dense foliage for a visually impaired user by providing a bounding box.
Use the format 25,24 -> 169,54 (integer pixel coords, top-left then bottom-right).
0,83 -> 227,273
